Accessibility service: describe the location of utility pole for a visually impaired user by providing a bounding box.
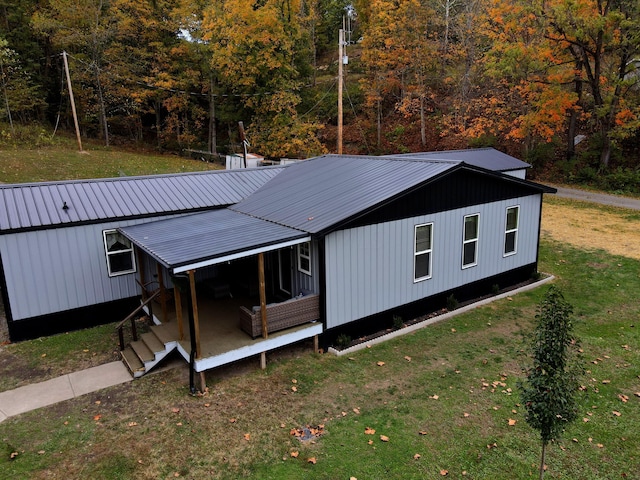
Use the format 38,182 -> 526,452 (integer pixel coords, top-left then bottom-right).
337,28 -> 344,155
62,51 -> 83,152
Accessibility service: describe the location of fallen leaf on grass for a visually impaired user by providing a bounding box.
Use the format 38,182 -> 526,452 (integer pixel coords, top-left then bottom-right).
597,444 -> 604,448
171,407 -> 180,413
463,413 -> 470,418
243,433 -> 250,441
418,431 -> 428,435
290,451 -> 299,458
440,469 -> 449,476
93,415 -> 102,421
292,379 -> 297,384
368,440 -> 373,445
377,361 -> 385,367
508,419 -> 517,426
414,453 -> 421,460
307,457 -> 317,464
612,411 -> 621,417
618,394 -> 629,403
380,435 -> 390,442
487,443 -> 497,449
229,418 -> 236,423
291,386 -> 298,392
365,427 -> 376,435
128,422 -> 138,427
404,356 -> 412,362
601,380 -> 611,384
204,403 -> 210,408
353,408 -> 360,414
10,451 -> 19,459
429,395 -> 439,400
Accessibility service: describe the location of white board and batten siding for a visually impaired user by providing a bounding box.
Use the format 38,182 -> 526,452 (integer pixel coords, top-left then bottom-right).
324,195 -> 542,329
0,216 -> 174,322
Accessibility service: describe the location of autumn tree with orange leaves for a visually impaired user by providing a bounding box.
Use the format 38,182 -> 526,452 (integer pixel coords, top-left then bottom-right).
457,0 -> 640,166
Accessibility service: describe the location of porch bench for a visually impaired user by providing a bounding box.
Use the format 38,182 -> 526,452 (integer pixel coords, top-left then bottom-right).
239,294 -> 320,338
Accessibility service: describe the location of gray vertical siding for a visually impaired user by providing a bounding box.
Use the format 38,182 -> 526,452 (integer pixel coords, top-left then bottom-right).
324,195 -> 542,329
0,216 -> 175,321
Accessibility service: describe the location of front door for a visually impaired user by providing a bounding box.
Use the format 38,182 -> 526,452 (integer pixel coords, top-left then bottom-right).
278,248 -> 292,296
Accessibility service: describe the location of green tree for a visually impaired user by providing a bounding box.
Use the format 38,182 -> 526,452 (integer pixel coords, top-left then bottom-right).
0,37 -> 44,125
518,286 -> 582,480
202,0 -> 325,158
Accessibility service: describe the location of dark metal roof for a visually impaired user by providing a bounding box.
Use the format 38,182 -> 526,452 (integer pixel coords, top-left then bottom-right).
119,209 -> 308,272
387,148 -> 531,172
0,167 -> 284,232
231,155 -> 456,234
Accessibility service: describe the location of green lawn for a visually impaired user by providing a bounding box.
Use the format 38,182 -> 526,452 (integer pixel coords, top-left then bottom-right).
0,134 -> 220,184
1,238 -> 638,479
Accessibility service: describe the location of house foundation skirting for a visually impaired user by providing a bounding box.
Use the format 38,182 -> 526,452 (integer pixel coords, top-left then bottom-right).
7,297 -> 140,342
329,274 -> 555,356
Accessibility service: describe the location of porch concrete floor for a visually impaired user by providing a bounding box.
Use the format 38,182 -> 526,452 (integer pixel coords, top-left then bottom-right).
149,295 -> 321,370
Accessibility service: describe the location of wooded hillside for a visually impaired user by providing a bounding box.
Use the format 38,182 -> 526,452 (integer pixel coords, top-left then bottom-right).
1,1 -> 639,177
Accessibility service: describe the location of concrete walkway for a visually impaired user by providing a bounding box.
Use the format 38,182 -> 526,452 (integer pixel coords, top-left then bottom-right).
0,361 -> 132,423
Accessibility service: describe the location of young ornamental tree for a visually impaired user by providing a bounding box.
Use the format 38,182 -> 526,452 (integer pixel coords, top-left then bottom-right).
518,285 -> 582,480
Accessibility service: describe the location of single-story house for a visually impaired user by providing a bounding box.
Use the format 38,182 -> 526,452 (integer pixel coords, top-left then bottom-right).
0,148 -> 554,391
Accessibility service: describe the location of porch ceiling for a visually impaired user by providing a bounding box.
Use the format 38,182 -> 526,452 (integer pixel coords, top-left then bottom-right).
119,209 -> 309,273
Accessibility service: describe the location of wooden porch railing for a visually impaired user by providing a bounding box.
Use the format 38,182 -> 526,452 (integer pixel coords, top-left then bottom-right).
116,289 -> 161,351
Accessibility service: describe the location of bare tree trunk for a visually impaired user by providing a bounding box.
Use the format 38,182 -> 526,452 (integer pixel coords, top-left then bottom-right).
208,77 -> 217,154
539,440 -> 547,480
155,99 -> 162,150
377,97 -> 382,146
94,65 -> 109,147
420,94 -> 426,147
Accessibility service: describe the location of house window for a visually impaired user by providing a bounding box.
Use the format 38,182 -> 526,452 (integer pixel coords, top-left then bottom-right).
414,223 -> 433,282
504,206 -> 519,256
103,230 -> 136,276
297,242 -> 311,275
462,214 -> 479,268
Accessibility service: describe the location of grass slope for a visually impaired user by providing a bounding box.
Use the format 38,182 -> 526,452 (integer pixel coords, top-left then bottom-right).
1,239 -> 638,479
0,136 -> 220,184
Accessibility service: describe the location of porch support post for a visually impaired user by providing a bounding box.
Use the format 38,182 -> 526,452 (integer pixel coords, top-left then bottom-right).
157,262 -> 168,323
258,252 -> 268,339
188,269 -> 202,359
260,351 -> 267,370
136,247 -> 147,300
313,335 -> 319,354
199,371 -> 207,393
174,284 -> 184,340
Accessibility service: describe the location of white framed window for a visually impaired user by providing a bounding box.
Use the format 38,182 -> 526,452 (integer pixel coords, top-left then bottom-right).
504,206 -> 519,256
414,223 -> 433,282
103,229 -> 136,277
297,241 -> 311,276
462,214 -> 479,268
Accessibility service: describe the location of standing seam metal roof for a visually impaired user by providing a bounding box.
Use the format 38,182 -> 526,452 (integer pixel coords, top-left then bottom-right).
231,155 -> 457,233
0,167 -> 284,232
119,209 -> 308,271
387,147 -> 531,171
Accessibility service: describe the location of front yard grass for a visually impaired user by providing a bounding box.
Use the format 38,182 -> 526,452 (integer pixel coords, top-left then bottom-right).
1,238 -> 638,479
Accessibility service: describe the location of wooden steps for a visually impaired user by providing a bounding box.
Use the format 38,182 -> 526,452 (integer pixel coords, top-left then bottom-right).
120,326 -> 179,378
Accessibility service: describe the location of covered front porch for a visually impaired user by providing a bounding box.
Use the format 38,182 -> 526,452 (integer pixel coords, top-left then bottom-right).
117,209 -> 322,392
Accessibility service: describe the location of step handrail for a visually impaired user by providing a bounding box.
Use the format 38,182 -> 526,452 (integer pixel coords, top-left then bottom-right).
116,289 -> 161,351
